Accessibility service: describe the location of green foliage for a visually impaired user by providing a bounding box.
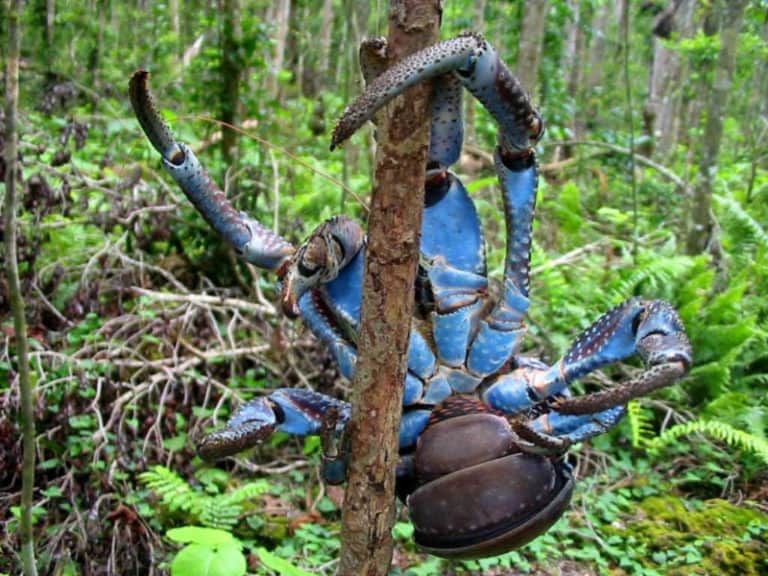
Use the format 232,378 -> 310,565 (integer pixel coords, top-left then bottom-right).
627,400 -> 655,449
255,548 -> 314,576
167,527 -> 246,576
139,465 -> 269,531
648,419 -> 768,464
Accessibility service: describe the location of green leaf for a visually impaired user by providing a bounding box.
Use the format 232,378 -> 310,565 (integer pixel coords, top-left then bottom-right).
163,433 -> 188,452
167,526 -> 237,546
256,547 -> 315,576
171,542 -> 246,576
302,435 -> 321,455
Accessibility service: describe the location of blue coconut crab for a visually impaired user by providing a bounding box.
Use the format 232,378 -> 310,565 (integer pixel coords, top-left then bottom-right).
129,33 -> 692,559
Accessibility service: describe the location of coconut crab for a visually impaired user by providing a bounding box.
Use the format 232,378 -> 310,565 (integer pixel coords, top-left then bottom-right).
129,33 -> 692,559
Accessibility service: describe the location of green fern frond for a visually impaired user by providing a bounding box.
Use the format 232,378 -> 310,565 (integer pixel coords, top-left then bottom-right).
198,498 -> 242,531
140,466 -> 273,530
139,466 -> 200,514
627,400 -> 655,449
609,255 -> 692,304
648,419 -> 768,464
715,195 -> 768,251
223,480 -> 270,505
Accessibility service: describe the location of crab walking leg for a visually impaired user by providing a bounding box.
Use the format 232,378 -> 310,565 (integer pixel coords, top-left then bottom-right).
523,405 -> 628,448
525,363 -> 685,446
198,388 -> 351,461
428,75 -> 464,168
467,152 -> 538,376
484,298 -> 692,414
422,174 -> 488,369
129,71 -> 294,270
358,35 -> 464,169
332,33 -> 541,153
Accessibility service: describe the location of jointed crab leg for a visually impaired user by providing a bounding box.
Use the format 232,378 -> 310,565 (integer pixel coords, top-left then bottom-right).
467,152 -> 538,377
332,34 -> 542,386
198,388 -> 351,461
332,33 -> 541,153
484,298 -> 691,444
129,70 -> 294,270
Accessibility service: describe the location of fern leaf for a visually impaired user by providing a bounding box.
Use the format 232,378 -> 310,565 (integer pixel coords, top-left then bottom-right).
139,466 -> 200,514
715,195 -> 768,251
223,480 -> 270,506
198,497 -> 242,531
648,419 -> 768,464
627,400 -> 654,449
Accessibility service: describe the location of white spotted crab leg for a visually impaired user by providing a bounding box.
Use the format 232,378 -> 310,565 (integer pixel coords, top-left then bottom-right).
129,70 -> 294,270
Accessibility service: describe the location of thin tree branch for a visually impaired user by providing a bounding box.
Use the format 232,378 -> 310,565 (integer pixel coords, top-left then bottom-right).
4,1 -> 38,573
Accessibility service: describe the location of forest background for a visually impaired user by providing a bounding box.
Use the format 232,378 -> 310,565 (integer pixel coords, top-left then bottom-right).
1,0 -> 767,575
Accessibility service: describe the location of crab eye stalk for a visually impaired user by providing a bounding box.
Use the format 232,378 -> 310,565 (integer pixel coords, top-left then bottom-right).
279,216 -> 365,318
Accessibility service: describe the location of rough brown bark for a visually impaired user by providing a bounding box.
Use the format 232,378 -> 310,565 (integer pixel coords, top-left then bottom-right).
4,1 -> 38,574
516,0 -> 549,100
686,0 -> 748,254
336,1 -> 441,575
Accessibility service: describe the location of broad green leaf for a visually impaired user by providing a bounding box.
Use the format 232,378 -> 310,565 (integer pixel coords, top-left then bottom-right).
171,542 -> 246,576
256,547 -> 314,576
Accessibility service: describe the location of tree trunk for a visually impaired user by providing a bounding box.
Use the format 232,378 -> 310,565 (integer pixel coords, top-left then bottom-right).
317,0 -> 334,91
654,0 -> 696,157
745,14 -> 768,202
268,0 -> 291,99
560,0 -> 585,159
219,0 -> 242,167
686,0 -> 748,254
337,1 -> 441,574
4,1 -> 37,575
587,2 -> 611,91
516,0 -> 549,100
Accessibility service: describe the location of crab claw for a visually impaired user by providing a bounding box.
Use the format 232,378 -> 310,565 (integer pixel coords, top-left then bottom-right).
552,300 -> 692,416
331,33 -> 542,154
279,216 -> 365,318
198,389 -> 352,461
635,300 -> 693,370
198,396 -> 278,461
129,70 -> 294,270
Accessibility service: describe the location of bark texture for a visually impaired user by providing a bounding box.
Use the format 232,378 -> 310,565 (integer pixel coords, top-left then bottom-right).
268,0 -> 291,99
4,1 -> 38,574
686,0 -> 748,254
516,0 -> 550,100
337,1 -> 441,574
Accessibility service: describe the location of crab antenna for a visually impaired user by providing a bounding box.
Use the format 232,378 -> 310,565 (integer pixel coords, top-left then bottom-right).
129,70 -> 294,270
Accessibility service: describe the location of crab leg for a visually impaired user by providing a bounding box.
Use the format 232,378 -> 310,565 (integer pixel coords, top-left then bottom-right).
129,70 -> 294,270
198,388 -> 351,461
333,34 -> 542,383
332,33 -> 541,153
484,299 -> 692,415
467,152 -> 538,377
518,405 -> 628,450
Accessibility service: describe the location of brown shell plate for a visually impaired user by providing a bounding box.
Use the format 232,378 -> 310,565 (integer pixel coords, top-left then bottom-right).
408,452 -> 574,559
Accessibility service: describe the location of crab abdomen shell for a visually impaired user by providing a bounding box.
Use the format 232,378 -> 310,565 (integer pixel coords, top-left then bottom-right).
414,413 -> 516,482
408,453 -> 574,559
